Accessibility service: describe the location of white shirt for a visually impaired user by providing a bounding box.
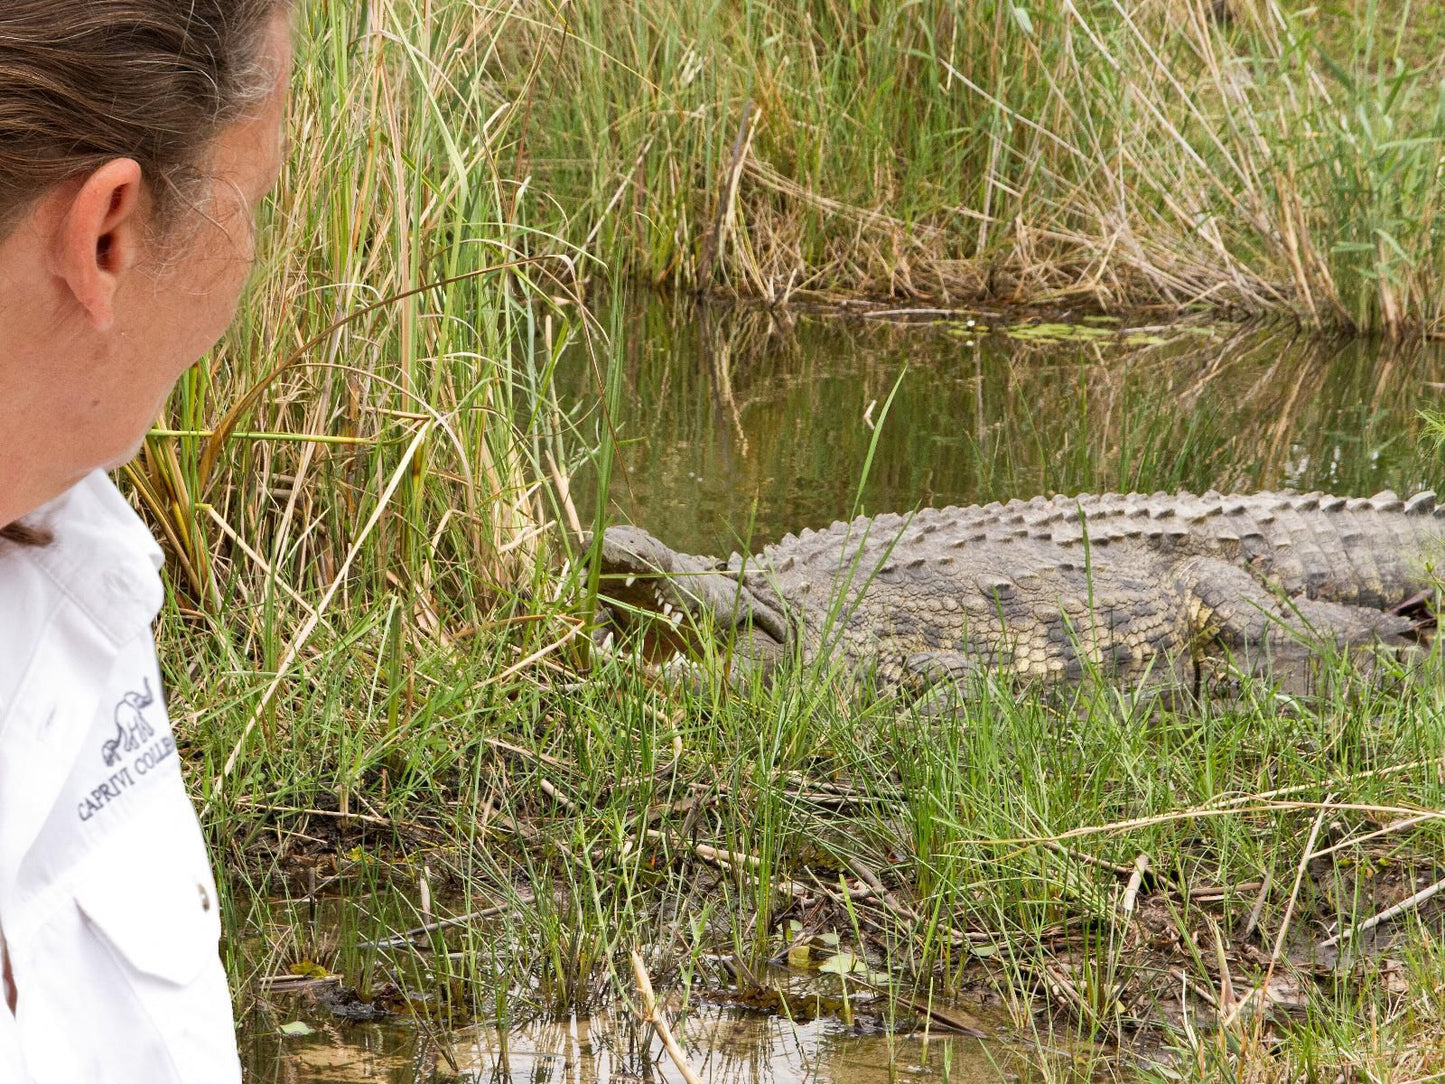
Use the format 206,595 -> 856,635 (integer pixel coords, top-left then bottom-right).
0,473 -> 239,1083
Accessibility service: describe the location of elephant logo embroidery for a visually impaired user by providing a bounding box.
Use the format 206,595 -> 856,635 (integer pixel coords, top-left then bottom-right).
101,678 -> 157,768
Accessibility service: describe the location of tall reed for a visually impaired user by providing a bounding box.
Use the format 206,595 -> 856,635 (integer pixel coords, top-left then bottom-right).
504,0 -> 1445,336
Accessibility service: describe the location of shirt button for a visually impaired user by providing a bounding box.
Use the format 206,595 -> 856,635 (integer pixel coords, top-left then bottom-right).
198,884 -> 212,912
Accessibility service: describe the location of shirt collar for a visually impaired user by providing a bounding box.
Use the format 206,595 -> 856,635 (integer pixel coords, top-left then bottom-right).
23,472 -> 165,647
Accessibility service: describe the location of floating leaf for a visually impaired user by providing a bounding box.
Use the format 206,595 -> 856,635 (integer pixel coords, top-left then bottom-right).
819,951 -> 866,976
279,1021 -> 316,1038
787,943 -> 812,969
970,943 -> 1001,958
945,322 -> 990,337
818,931 -> 841,948
1003,322 -> 1116,343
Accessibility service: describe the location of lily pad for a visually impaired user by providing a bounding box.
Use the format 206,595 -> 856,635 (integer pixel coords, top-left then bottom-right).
279,1021 -> 316,1038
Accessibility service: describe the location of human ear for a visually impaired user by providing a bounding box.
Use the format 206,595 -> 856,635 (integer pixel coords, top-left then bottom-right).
55,159 -> 145,333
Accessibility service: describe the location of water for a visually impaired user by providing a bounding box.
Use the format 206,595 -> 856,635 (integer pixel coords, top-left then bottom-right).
561,300 -> 1445,557
246,995 -> 1099,1083
242,299 -> 1445,1082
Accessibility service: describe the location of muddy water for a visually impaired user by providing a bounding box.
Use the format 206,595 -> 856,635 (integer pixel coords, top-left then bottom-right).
243,301 -> 1445,1082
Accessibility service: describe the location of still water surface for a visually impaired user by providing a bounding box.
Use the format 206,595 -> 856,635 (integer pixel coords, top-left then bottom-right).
245,301 -> 1445,1082
567,301 -> 1444,557
246,1000 -> 1085,1083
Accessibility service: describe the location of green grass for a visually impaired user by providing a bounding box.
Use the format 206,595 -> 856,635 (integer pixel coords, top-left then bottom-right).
203,600 -> 1445,1081
132,1 -> 1445,1080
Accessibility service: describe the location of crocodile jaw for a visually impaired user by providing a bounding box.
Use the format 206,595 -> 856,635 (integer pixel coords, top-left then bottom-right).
590,525 -> 790,672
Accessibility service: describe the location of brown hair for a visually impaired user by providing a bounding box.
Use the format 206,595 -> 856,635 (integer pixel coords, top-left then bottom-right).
0,0 -> 291,239
0,522 -> 52,547
0,0 -> 290,547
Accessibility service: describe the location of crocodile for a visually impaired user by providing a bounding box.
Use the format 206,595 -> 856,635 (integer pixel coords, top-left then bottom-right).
590,489 -> 1444,696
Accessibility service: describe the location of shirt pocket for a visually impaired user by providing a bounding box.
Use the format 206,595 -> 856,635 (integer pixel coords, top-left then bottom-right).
18,790 -> 237,1084
71,800 -> 221,987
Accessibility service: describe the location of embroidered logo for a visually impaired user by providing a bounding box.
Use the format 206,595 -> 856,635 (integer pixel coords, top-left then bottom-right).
101,678 -> 157,767
77,677 -> 177,823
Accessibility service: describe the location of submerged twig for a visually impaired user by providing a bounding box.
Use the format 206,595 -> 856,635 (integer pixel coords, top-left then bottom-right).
892,992 -> 988,1038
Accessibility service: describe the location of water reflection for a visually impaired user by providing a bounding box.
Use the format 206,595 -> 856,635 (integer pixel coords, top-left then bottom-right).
246,1001 -> 1094,1084
560,300 -> 1445,557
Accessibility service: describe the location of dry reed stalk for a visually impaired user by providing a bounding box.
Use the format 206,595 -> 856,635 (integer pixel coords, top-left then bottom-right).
202,421 -> 436,812
629,950 -> 704,1084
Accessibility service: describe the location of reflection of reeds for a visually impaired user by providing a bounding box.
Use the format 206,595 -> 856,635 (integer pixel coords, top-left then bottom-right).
564,301 -> 1445,551
510,0 -> 1445,335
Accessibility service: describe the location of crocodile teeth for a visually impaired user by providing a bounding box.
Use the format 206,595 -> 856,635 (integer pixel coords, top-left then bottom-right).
624,575 -> 636,588
662,602 -> 675,618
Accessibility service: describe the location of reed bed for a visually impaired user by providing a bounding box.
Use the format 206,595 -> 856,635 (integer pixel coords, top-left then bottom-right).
138,1 -> 1445,1081
508,0 -> 1445,336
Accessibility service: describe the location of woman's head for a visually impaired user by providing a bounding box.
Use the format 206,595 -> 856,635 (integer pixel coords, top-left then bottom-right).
0,0 -> 293,532
0,1 -> 290,240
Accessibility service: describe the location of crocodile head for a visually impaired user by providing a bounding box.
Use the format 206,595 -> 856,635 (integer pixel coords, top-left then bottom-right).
588,525 -> 791,677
